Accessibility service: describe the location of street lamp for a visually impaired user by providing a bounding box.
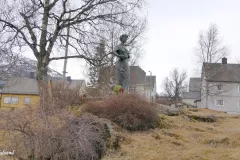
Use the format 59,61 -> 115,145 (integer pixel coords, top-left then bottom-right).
148,71 -> 152,103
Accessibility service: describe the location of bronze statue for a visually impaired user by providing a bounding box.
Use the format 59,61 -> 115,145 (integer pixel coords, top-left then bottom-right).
113,34 -> 130,91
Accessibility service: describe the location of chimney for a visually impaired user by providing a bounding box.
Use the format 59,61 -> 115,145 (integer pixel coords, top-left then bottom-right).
222,57 -> 227,64
66,76 -> 71,82
30,72 -> 35,79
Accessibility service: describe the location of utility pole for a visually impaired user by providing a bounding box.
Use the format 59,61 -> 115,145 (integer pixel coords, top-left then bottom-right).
63,13 -> 71,83
149,71 -> 152,103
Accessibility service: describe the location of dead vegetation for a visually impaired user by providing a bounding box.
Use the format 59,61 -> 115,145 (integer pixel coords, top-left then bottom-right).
103,109 -> 240,160
203,137 -> 240,148
1,93 -> 240,160
187,114 -> 217,122
0,108 -> 112,160
0,85 -> 121,160
82,94 -> 160,132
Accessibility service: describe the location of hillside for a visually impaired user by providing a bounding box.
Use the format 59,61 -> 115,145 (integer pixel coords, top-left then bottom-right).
0,55 -> 62,80
1,101 -> 240,160
103,108 -> 240,160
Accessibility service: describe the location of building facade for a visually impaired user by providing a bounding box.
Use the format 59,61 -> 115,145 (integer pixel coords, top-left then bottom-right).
183,58 -> 240,113
0,76 -> 86,108
200,58 -> 240,113
99,66 -> 157,102
182,78 -> 201,107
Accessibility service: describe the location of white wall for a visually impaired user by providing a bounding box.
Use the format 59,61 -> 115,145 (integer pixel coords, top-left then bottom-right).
201,81 -> 240,113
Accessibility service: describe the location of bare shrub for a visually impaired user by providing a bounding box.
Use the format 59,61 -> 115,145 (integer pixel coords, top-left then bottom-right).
52,83 -> 82,108
188,114 -> 217,122
0,107 -> 108,160
56,114 -> 108,160
0,107 -> 67,159
39,82 -> 82,112
82,94 -> 160,132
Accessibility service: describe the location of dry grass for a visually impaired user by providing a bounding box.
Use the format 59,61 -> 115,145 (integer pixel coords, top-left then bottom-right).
103,109 -> 240,160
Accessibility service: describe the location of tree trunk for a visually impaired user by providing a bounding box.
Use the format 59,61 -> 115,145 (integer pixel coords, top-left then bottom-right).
37,61 -> 48,82
206,82 -> 209,109
36,55 -> 50,110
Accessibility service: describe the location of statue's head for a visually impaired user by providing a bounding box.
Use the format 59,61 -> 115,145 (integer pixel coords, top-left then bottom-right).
120,34 -> 128,44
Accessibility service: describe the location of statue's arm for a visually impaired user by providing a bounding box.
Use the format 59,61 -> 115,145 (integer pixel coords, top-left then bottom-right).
113,52 -> 129,59
112,49 -> 129,60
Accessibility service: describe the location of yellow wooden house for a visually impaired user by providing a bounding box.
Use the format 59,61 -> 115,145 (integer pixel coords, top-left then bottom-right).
0,76 -> 86,109
0,77 -> 40,108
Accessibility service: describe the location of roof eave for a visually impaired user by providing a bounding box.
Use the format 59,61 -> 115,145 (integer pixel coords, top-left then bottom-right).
207,80 -> 240,83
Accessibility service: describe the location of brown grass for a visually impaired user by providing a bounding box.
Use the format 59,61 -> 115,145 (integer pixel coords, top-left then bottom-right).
103,109 -> 240,160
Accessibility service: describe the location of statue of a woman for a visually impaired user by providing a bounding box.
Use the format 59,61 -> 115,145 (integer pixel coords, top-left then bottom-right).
113,34 -> 130,91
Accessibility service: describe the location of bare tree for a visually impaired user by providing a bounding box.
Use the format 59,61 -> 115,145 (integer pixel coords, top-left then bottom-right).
163,68 -> 187,104
0,49 -> 19,78
0,0 -> 146,82
88,39 -> 107,86
196,24 -> 229,64
195,24 -> 229,108
86,20 -> 146,95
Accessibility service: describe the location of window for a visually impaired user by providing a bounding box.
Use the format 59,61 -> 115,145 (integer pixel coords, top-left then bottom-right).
3,97 -> 19,104
238,100 -> 240,109
216,100 -> 224,106
4,97 -> 11,104
217,84 -> 223,91
11,97 -> 19,104
24,98 -> 31,105
238,85 -> 240,93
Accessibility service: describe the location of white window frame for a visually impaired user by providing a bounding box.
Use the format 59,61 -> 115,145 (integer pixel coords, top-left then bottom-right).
11,97 -> 19,104
215,99 -> 224,106
217,84 -> 223,91
24,97 -> 31,105
4,97 -> 19,104
3,97 -> 11,104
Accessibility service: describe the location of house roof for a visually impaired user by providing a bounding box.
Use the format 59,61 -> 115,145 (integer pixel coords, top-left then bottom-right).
130,66 -> 146,85
189,78 -> 201,92
1,77 -> 85,95
52,79 -> 85,89
68,80 -> 85,89
1,77 -> 39,94
203,63 -> 240,83
146,76 -> 156,87
182,91 -> 201,100
98,65 -> 156,87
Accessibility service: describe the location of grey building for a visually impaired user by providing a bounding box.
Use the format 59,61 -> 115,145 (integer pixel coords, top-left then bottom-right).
99,66 -> 157,102
200,58 -> 240,113
189,78 -> 201,92
145,75 -> 157,102
182,78 -> 201,108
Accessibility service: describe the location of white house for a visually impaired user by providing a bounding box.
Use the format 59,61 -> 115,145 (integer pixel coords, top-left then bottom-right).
200,58 -> 240,113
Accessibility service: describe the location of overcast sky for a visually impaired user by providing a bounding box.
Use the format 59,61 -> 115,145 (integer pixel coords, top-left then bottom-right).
49,0 -> 240,93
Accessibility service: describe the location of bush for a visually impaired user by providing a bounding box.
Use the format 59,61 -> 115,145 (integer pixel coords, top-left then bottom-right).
52,83 -> 82,108
39,83 -> 82,111
56,114 -> 108,160
82,94 -> 159,132
0,107 -> 109,160
188,114 -> 217,122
